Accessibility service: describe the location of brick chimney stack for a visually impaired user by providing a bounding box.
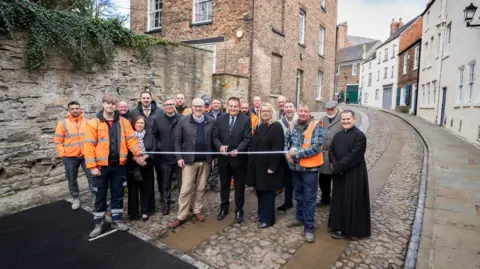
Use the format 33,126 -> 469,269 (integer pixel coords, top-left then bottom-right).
399,17 -> 404,28
336,22 -> 348,50
390,18 -> 400,35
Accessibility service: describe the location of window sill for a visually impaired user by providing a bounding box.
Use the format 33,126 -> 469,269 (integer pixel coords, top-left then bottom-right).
318,54 -> 325,59
442,54 -> 450,60
413,67 -> 418,71
419,105 -> 435,109
321,6 -> 327,13
298,43 -> 306,48
190,21 -> 213,27
316,98 -> 322,102
272,27 -> 285,37
145,28 -> 162,34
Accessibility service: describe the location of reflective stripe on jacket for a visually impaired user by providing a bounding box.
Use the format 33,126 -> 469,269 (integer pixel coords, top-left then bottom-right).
84,113 -> 140,169
299,120 -> 325,168
182,107 -> 192,116
53,112 -> 86,158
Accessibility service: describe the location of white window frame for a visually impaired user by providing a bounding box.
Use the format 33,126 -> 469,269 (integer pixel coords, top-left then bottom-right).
385,48 -> 388,61
319,26 -> 325,56
400,87 -> 406,106
414,46 -> 419,70
384,66 -> 388,79
377,70 -> 380,81
336,66 -> 340,75
192,0 -> 212,24
444,24 -> 451,56
148,0 -> 163,31
403,53 -> 408,75
193,43 -> 216,73
422,84 -> 425,104
432,80 -> 437,104
427,82 -> 431,105
352,64 -> 357,76
316,71 -> 323,101
375,89 -> 380,100
392,45 -> 396,59
467,62 -> 475,102
321,0 -> 326,9
391,65 -> 394,78
458,67 -> 464,103
424,42 -> 429,67
299,10 -> 305,45
368,72 -> 372,86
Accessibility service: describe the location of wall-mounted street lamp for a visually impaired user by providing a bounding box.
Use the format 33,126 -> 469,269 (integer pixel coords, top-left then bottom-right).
464,3 -> 480,27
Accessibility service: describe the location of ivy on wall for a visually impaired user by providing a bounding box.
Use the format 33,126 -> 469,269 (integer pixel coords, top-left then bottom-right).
0,0 -> 172,70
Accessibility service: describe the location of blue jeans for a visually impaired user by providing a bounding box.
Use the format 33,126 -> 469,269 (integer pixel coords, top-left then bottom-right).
292,171 -> 318,233
63,157 -> 95,198
93,164 -> 126,223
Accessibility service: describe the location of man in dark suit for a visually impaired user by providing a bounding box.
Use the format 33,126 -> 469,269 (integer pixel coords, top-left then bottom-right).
213,97 -> 252,223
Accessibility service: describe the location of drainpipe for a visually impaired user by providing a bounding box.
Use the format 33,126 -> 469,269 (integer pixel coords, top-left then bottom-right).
248,0 -> 255,102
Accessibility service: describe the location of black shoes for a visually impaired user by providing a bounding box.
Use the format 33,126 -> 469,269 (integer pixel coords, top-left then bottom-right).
258,222 -> 273,229
162,205 -> 170,216
234,211 -> 244,224
217,210 -> 228,221
277,203 -> 293,212
331,230 -> 345,239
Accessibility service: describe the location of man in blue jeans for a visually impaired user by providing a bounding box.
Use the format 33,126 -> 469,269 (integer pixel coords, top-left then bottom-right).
284,102 -> 324,243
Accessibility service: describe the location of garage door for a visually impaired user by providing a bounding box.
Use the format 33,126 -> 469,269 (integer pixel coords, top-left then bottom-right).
382,87 -> 392,109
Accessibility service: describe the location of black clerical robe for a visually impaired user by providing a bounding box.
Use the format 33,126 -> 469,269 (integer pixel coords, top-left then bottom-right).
328,126 -> 371,238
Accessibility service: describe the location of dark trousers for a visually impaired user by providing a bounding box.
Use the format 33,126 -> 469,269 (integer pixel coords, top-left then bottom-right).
93,164 -> 126,224
127,162 -> 155,217
158,163 -> 182,206
257,190 -> 276,224
292,171 -> 318,233
219,163 -> 245,212
63,157 -> 95,198
207,158 -> 220,187
318,173 -> 332,204
283,167 -> 294,206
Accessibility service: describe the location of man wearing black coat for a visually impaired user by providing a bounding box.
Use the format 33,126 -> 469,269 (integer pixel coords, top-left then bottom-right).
213,97 -> 252,223
154,97 -> 182,215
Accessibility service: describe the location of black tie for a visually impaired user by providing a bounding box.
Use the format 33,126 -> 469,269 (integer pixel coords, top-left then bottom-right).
229,117 -> 235,134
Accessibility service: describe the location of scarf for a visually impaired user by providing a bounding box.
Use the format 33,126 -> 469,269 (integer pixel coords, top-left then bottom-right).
134,130 -> 146,152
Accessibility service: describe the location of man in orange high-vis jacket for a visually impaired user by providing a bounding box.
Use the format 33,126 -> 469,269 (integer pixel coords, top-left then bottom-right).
84,94 -> 143,238
284,101 -> 324,244
240,101 -> 259,135
54,101 -> 95,211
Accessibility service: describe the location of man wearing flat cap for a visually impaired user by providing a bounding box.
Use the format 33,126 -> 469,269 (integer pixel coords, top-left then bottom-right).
316,101 -> 343,207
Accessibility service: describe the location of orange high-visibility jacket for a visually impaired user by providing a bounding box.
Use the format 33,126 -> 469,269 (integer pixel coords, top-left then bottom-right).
53,112 -> 87,158
299,120 -> 325,168
250,113 -> 259,135
84,112 -> 141,169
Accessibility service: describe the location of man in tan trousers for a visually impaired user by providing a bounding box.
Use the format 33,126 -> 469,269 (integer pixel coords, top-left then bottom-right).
168,98 -> 216,229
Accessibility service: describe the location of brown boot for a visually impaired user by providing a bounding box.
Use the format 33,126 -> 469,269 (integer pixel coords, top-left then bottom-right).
193,213 -> 205,222
168,218 -> 185,229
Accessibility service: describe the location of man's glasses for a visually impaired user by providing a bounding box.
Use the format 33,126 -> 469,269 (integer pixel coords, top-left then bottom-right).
164,104 -> 175,107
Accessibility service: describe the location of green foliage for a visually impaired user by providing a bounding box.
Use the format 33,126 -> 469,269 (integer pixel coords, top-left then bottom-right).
0,0 -> 171,70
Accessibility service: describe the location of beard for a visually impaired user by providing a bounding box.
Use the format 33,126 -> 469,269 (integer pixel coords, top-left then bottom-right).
326,113 -> 336,119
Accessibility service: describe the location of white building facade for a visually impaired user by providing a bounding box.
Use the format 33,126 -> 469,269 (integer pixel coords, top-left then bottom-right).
417,0 -> 480,145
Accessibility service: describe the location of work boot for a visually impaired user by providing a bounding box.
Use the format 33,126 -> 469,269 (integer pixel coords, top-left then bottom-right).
168,218 -> 186,229
111,220 -> 129,231
89,220 -> 109,238
72,198 -> 80,210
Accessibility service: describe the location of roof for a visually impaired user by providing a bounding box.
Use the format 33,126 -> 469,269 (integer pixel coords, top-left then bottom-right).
347,35 -> 377,46
336,41 -> 379,64
377,15 -> 422,49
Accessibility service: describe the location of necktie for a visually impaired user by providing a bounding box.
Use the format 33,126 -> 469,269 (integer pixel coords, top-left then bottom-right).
145,108 -> 149,117
229,117 -> 234,134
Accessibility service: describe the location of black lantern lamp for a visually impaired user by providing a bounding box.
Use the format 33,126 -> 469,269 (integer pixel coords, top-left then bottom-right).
464,3 -> 480,27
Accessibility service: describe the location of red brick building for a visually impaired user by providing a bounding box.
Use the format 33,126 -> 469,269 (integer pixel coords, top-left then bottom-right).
397,16 -> 423,114
130,0 -> 337,107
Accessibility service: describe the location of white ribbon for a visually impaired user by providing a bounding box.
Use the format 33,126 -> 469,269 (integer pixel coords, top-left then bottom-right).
143,151 -> 287,155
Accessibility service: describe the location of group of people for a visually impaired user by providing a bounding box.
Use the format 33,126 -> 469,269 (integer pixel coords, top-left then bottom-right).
53,91 -> 371,243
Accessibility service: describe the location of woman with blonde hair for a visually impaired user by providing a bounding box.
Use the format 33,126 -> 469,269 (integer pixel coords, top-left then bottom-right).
246,103 -> 286,228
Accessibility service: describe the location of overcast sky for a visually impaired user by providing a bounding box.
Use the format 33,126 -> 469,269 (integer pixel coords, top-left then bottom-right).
114,0 -> 427,42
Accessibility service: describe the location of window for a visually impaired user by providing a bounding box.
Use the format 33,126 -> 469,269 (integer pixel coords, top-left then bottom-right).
148,0 -> 163,30
384,67 -> 388,79
377,70 -> 380,81
316,71 -> 323,100
385,48 -> 388,61
427,83 -> 431,104
437,32 -> 441,58
364,92 -> 368,103
296,70 -> 303,105
400,87 -> 406,106
193,43 -> 216,73
432,81 -> 437,104
368,73 -> 372,86
298,10 -> 305,44
430,36 -> 434,64
352,64 -> 357,76
422,85 -> 425,104
270,53 -> 283,94
444,24 -> 451,55
391,65 -> 394,78
424,42 -> 429,67
458,67 -> 464,103
193,0 -> 212,24
392,45 -> 396,58
336,66 -> 340,75
375,89 -> 380,100
403,53 -> 408,74
321,0 -> 326,9
319,26 -> 325,56
361,75 -> 364,88
468,62 -> 475,102
369,61 -> 371,69
414,46 -> 420,70
378,52 -> 381,64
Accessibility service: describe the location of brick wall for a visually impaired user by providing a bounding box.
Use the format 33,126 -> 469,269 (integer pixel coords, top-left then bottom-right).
0,32 -> 212,196
398,41 -> 421,107
335,62 -> 360,93
399,16 -> 423,53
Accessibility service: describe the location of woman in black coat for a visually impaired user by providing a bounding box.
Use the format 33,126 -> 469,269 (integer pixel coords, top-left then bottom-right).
126,116 -> 156,221
246,103 -> 285,228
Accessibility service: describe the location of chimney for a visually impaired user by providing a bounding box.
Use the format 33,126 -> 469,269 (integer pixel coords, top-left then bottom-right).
390,18 -> 400,35
399,17 -> 404,28
336,22 -> 348,50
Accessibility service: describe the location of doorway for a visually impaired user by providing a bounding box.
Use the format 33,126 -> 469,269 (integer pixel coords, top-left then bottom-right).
438,87 -> 447,126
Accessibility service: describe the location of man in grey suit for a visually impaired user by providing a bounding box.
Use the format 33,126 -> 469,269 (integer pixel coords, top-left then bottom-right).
317,101 -> 343,207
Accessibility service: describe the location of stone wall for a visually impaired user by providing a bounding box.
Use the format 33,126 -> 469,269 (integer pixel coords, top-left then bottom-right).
0,32 -> 213,197
212,74 -> 249,104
